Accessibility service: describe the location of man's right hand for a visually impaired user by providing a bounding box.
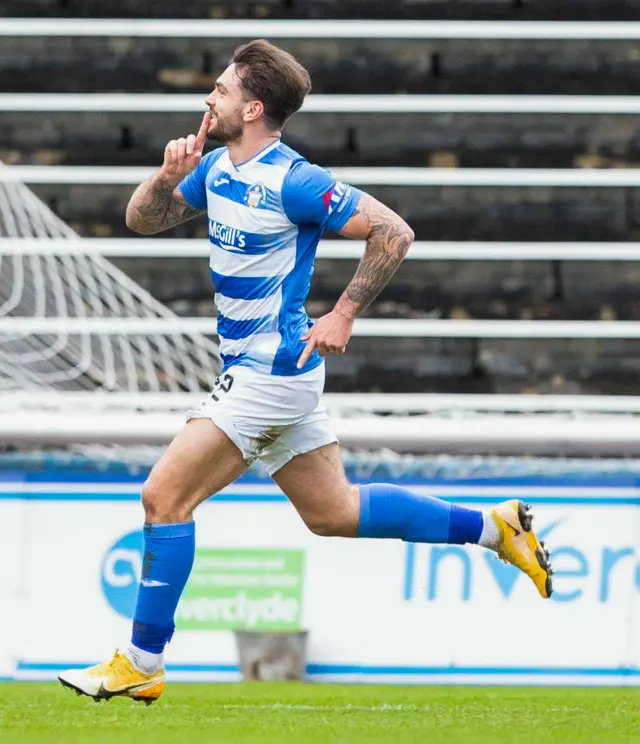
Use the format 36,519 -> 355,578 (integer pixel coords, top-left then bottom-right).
159,111 -> 212,185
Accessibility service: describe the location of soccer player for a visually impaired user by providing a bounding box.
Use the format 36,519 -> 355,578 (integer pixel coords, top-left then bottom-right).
59,40 -> 553,704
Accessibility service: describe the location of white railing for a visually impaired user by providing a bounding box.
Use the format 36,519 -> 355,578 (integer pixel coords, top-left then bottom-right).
3,238 -> 640,261
1,19 -> 640,39
4,390 -> 640,415
4,93 -> 640,114
308,393 -> 640,415
4,390 -> 640,454
5,388 -> 640,454
3,409 -> 640,455
3,317 -> 640,338
3,166 -> 640,187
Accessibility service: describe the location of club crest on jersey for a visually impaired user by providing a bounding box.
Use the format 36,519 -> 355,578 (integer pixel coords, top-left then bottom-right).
244,182 -> 267,209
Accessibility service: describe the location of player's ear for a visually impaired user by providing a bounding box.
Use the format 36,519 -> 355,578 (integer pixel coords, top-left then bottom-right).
244,99 -> 264,123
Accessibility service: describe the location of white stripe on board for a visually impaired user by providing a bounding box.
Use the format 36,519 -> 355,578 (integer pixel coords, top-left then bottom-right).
405,485 -> 640,499
0,481 -> 636,500
18,669 -> 635,686
305,673 -> 638,687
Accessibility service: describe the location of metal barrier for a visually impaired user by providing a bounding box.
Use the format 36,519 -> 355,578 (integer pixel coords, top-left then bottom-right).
4,317 -> 640,338
3,238 -> 640,261
3,93 -> 640,114
3,166 -> 640,186
1,19 -> 640,39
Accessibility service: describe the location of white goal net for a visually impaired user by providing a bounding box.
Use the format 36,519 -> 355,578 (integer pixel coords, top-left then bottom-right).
0,164 -> 221,394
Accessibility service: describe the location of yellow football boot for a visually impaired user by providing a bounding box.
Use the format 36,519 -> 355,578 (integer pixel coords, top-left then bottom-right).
58,650 -> 164,705
491,499 -> 554,599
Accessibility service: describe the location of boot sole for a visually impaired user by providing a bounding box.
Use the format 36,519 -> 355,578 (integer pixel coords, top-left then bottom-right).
58,676 -> 158,706
517,500 -> 554,598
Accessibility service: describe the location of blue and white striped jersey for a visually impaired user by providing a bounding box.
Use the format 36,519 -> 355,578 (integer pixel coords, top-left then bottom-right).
179,140 -> 361,376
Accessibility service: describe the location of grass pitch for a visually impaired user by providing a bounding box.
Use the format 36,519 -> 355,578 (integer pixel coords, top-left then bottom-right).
0,682 -> 639,743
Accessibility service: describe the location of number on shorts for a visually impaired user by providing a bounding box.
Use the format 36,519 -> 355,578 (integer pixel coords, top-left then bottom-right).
210,373 -> 234,401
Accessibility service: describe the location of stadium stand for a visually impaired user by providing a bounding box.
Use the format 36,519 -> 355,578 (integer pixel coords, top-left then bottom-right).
3,2 -> 640,401
1,0 -> 639,20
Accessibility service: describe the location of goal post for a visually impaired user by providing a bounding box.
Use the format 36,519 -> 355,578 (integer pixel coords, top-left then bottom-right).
0,162 -> 221,394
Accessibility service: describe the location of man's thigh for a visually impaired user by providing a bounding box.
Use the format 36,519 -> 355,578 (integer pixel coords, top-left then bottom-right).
271,443 -> 360,537
147,418 -> 247,509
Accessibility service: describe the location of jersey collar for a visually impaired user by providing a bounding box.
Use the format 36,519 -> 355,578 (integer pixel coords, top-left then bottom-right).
229,138 -> 281,171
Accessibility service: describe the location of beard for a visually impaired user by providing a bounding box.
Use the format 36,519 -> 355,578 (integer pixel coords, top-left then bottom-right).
207,112 -> 244,144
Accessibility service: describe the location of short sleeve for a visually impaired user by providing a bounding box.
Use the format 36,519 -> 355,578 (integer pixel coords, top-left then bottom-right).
281,160 -> 361,232
177,148 -> 223,210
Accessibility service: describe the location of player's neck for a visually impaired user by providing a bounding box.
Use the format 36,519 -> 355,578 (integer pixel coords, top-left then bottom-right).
226,130 -> 281,168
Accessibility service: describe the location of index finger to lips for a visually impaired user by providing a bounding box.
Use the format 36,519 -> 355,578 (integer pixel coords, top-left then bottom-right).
196,112 -> 212,148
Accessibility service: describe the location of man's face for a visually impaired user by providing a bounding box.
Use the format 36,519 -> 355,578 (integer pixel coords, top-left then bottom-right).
204,64 -> 249,144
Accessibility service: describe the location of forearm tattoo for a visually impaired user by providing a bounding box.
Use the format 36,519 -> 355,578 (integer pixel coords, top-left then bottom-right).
341,195 -> 413,314
126,174 -> 203,234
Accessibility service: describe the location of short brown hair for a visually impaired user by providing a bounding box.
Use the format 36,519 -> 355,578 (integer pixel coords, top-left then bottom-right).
232,39 -> 311,130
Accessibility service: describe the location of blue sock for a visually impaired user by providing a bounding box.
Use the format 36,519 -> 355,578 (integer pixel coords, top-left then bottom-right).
358,483 -> 483,545
131,521 -> 195,654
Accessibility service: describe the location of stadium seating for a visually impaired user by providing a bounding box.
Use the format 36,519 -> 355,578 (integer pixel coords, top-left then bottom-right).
2,1 -> 640,395
3,37 -> 640,95
5,110 -> 640,170
1,0 -> 639,20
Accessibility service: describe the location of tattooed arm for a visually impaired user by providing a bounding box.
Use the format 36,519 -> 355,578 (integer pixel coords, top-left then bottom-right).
297,191 -> 413,368
334,192 -> 414,319
125,175 -> 204,235
125,111 -> 211,235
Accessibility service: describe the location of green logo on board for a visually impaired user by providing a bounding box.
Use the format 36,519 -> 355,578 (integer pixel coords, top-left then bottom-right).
176,548 -> 305,631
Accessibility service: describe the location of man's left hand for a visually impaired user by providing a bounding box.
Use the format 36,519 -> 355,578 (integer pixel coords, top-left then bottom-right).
297,309 -> 354,369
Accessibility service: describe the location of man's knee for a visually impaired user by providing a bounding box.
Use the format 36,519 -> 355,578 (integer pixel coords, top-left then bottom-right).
304,485 -> 360,538
141,477 -> 187,523
306,516 -> 354,538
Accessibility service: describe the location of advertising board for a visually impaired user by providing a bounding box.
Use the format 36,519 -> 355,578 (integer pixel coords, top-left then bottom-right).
2,475 -> 639,686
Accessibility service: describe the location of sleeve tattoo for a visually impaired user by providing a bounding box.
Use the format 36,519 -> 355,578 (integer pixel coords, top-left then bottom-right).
339,194 -> 414,315
126,174 -> 204,234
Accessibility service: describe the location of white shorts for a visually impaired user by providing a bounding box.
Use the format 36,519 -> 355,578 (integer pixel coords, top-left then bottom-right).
186,363 -> 337,476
